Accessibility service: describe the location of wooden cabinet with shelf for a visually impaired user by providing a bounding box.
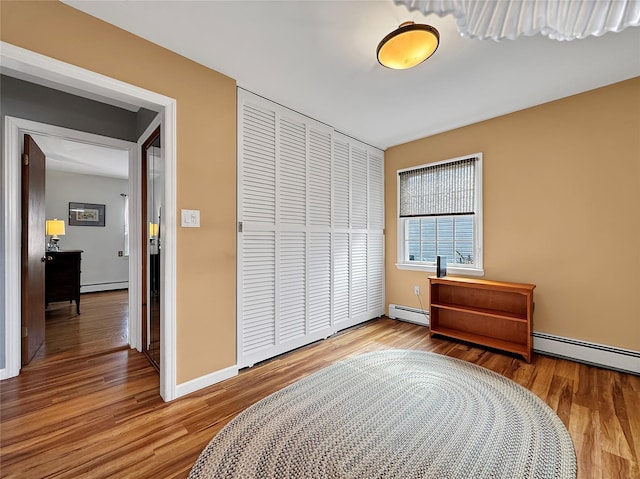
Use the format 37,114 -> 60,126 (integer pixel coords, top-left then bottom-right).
428,276 -> 535,362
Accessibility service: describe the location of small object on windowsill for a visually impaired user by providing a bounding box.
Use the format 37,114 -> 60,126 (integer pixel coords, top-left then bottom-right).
436,256 -> 447,277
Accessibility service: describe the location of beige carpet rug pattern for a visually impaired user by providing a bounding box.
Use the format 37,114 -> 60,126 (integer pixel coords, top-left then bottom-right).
189,350 -> 576,478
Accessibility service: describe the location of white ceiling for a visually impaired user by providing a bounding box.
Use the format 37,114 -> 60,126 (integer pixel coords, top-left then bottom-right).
34,134 -> 129,180
61,0 -> 640,151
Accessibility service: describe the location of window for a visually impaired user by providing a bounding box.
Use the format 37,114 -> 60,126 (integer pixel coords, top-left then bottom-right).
397,154 -> 483,275
122,193 -> 130,257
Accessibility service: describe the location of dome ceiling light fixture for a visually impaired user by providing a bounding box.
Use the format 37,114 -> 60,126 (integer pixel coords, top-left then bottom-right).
377,21 -> 440,70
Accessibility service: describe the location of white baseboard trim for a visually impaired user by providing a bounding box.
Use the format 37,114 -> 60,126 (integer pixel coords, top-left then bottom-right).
175,364 -> 239,399
533,332 -> 639,374
81,282 -> 128,293
0,366 -> 19,381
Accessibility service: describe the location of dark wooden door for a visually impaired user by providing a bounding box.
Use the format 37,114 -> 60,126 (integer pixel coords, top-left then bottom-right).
141,126 -> 161,371
21,134 -> 47,365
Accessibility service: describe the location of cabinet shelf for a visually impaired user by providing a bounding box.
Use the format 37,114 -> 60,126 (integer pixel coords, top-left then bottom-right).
430,327 -> 529,357
429,276 -> 535,362
430,302 -> 528,322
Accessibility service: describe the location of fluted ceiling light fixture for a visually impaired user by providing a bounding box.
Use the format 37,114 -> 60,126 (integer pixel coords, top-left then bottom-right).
377,21 -> 440,69
393,0 -> 640,41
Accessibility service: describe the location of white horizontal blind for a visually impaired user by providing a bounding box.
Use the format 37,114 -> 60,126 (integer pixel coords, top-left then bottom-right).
399,157 -> 476,217
238,90 -> 384,368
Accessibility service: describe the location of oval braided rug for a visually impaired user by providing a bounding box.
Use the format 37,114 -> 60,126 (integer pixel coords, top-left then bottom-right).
189,350 -> 576,479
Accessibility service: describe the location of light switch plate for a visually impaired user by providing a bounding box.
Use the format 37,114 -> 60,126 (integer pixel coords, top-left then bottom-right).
181,209 -> 200,227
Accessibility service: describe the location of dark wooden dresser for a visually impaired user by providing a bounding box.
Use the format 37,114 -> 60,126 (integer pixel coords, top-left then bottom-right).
45,250 -> 83,314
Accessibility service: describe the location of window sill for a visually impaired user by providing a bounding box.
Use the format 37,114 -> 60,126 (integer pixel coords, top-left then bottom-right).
395,263 -> 485,277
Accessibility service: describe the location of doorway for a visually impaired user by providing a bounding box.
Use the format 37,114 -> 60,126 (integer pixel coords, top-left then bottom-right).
1,42 -> 178,401
17,123 -> 135,367
39,132 -> 133,364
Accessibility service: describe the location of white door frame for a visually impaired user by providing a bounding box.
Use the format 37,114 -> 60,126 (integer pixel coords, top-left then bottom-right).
1,42 -> 178,401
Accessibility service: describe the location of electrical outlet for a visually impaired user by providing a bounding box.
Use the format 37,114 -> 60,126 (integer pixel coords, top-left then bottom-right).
118,250 -> 123,257
414,285 -> 420,295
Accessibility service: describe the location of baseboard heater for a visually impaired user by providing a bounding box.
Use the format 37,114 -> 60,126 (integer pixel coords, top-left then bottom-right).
533,332 -> 639,375
81,281 -> 129,293
388,304 -> 429,326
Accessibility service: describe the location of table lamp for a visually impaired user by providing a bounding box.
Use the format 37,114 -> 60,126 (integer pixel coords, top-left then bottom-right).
149,223 -> 159,244
46,219 -> 65,251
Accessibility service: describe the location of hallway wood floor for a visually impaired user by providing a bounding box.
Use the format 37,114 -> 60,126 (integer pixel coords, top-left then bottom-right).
1,291 -> 638,478
32,290 -> 129,365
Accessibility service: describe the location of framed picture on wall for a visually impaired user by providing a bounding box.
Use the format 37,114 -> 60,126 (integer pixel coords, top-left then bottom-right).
69,202 -> 105,227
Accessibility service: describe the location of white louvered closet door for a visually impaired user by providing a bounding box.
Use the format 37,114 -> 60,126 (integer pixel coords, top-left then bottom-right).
238,98 -> 277,362
368,150 -> 385,313
308,129 -> 332,334
238,90 -> 384,368
238,90 -> 333,368
332,134 -> 386,331
278,116 -> 307,348
332,137 -> 351,328
350,144 -> 368,322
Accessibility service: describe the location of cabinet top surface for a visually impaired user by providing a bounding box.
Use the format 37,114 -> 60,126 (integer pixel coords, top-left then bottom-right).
49,250 -> 84,254
429,276 -> 536,291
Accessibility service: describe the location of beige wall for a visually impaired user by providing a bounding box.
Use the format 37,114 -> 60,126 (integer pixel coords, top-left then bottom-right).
4,2 -> 638,380
1,1 -> 238,382
385,77 -> 640,351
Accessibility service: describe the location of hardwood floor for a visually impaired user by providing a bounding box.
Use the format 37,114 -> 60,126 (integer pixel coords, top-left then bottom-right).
1,291 -> 638,478
30,290 -> 129,365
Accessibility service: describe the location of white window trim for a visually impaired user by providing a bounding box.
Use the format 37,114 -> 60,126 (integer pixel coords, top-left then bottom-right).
123,194 -> 130,257
396,153 -> 484,276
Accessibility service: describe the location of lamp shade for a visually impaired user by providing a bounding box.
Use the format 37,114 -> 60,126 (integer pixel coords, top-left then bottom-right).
46,219 -> 65,236
149,223 -> 159,238
377,21 -> 439,69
